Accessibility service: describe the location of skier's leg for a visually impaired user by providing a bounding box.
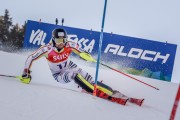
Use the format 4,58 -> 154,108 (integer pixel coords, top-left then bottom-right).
53,71 -> 75,84
67,61 -> 119,96
73,73 -> 114,95
72,68 -> 93,83
96,81 -> 113,93
73,73 -> 93,93
52,60 -> 93,84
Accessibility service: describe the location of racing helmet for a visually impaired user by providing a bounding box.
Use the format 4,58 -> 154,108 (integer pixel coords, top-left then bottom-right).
52,28 -> 68,45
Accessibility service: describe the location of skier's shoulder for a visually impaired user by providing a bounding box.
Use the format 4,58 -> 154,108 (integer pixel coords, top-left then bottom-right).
31,43 -> 52,55
65,41 -> 84,53
39,43 -> 53,51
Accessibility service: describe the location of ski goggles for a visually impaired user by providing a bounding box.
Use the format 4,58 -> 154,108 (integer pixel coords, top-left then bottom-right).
54,38 -> 66,44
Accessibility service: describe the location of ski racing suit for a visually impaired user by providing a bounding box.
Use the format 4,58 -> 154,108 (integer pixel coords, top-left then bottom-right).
24,42 -> 93,84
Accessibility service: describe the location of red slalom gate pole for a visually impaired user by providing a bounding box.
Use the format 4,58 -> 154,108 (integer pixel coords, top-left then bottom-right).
169,84 -> 180,120
100,63 -> 159,90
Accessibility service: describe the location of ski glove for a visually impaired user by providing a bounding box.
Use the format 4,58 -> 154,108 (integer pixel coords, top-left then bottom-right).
20,69 -> 31,84
79,52 -> 96,62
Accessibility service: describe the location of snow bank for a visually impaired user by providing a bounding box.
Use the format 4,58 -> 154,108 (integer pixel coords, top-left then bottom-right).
0,51 -> 179,120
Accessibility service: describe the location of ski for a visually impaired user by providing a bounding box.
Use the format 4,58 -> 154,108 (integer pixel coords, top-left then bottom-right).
82,89 -> 128,105
109,90 -> 144,106
129,98 -> 144,106
109,96 -> 129,105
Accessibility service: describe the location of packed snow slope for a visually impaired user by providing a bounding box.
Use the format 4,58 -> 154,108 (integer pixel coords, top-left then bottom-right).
0,51 -> 180,120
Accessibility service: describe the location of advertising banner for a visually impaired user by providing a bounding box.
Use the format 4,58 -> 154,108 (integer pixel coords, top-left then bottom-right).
24,20 -> 177,81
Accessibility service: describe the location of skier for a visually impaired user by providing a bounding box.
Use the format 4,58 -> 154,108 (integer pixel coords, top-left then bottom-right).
21,28 -> 144,106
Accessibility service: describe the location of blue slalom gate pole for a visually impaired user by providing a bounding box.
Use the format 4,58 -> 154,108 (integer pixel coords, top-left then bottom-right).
93,0 -> 108,96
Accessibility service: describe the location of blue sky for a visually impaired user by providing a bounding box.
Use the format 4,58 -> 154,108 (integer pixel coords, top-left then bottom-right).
0,0 -> 180,82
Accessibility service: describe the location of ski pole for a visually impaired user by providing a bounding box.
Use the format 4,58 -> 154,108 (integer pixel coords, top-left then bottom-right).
79,53 -> 159,90
0,74 -> 21,79
100,63 -> 159,90
0,74 -> 32,84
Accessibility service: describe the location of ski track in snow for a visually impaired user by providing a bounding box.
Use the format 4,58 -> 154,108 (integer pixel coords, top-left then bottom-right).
0,51 -> 180,120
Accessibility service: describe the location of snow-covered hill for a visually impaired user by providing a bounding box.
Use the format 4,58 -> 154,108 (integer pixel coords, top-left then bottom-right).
0,51 -> 179,120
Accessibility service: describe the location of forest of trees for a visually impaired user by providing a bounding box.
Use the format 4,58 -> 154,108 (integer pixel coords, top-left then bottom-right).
0,9 -> 26,52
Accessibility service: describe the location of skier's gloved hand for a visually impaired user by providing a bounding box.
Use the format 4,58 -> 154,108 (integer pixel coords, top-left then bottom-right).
79,51 -> 89,61
79,52 -> 96,62
20,69 -> 31,84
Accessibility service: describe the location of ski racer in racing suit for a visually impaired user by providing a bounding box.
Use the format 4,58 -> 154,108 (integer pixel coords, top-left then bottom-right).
20,28 -> 144,106
21,28 -> 115,95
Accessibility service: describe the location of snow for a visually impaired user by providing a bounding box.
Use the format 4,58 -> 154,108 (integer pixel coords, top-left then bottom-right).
0,51 -> 180,120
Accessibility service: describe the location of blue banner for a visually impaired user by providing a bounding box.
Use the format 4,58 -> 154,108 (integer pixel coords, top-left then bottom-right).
24,20 -> 177,81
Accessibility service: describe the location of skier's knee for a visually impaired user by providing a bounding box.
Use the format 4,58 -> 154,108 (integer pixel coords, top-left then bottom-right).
79,72 -> 93,83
